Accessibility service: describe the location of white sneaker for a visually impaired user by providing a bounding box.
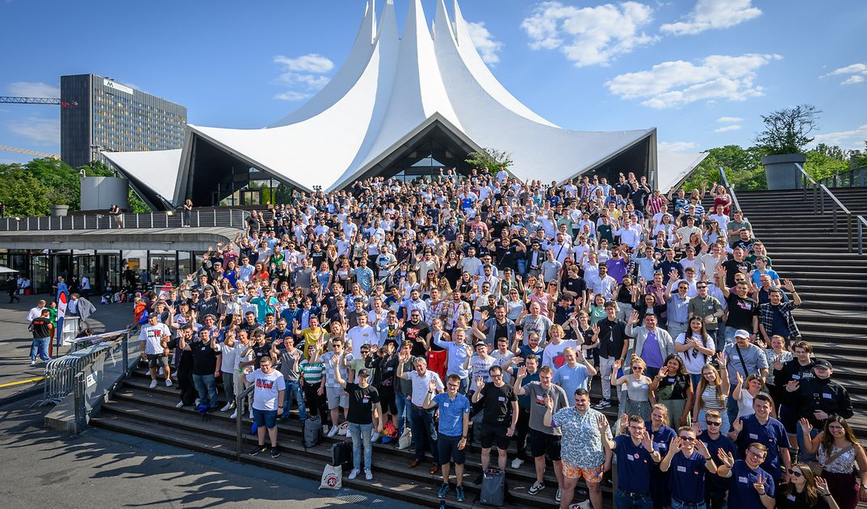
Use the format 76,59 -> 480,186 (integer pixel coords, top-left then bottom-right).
511,458 -> 524,469
338,422 -> 349,436
327,426 -> 339,438
30,360 -> 37,366
165,379 -> 173,387
230,410 -> 238,419
370,431 -> 381,443
175,401 -> 184,408
195,398 -> 201,406
220,402 -> 233,412
149,380 -> 158,389
364,468 -> 373,480
348,469 -> 359,480
322,425 -> 330,434
158,368 -> 164,376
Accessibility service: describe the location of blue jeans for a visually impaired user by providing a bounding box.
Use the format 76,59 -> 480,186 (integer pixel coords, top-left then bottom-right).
349,422 -> 373,471
192,374 -> 218,408
30,337 -> 50,361
672,497 -> 706,509
395,392 -> 413,439
457,377 -> 469,396
282,381 -> 306,420
411,404 -> 438,462
615,489 -> 653,509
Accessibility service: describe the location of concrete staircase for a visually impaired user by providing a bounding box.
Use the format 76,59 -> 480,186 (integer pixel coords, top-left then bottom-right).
734,188 -> 867,437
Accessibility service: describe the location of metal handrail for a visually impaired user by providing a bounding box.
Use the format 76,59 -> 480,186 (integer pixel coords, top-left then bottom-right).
857,215 -> 867,256
0,209 -> 251,232
718,167 -> 744,218
818,166 -> 867,188
235,381 -> 256,460
795,163 -> 857,253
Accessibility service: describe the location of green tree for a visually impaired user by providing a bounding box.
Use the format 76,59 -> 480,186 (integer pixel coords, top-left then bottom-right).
682,145 -> 767,192
754,104 -> 820,155
0,166 -> 50,216
803,148 -> 850,182
465,148 -> 513,174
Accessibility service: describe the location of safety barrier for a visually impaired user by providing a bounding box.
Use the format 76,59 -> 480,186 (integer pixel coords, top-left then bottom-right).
33,330 -> 130,407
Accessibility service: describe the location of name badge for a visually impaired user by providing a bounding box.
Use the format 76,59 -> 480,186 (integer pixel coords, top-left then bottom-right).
563,375 -> 570,380
498,396 -> 506,402
667,378 -> 675,383
387,367 -> 394,371
823,393 -> 832,399
362,398 -> 369,404
738,476 -> 748,484
749,433 -> 758,440
787,495 -> 796,501
443,402 -> 450,408
627,454 -> 635,461
677,466 -> 687,473
792,374 -> 800,380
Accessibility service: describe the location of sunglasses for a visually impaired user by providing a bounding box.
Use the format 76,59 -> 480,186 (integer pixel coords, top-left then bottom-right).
679,436 -> 696,442
788,469 -> 803,478
631,366 -> 643,371
706,421 -> 722,427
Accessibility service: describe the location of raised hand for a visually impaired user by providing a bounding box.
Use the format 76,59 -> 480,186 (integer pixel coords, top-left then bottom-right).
716,449 -> 735,468
671,436 -> 684,452
619,413 -> 629,431
628,311 -> 640,325
429,378 -> 439,392
753,472 -> 767,495
475,375 -> 485,390
815,477 -> 831,497
544,394 -> 555,411
694,438 -> 710,457
691,421 -> 703,436
715,352 -> 727,369
735,372 -> 744,386
799,417 -> 813,434
732,418 -> 744,434
668,269 -> 679,282
597,414 -> 609,431
772,355 -> 784,371
640,430 -> 653,451
786,380 -> 800,393
782,279 -> 795,292
517,366 -> 528,379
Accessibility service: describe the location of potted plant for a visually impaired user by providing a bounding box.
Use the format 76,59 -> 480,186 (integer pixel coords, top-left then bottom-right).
755,104 -> 819,190
47,190 -> 70,217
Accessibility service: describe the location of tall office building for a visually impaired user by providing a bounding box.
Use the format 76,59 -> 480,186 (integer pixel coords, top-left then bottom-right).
60,74 -> 187,168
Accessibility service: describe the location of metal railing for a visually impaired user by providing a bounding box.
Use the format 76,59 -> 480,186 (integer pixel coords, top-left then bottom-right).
34,331 -> 129,407
857,215 -> 867,256
818,166 -> 867,188
235,382 -> 256,460
0,208 -> 251,232
796,163 -> 857,253
718,167 -> 744,219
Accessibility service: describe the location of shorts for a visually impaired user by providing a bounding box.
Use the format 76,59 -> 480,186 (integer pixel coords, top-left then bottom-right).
437,434 -> 466,465
529,429 -> 562,461
562,461 -> 604,484
326,386 -> 349,409
480,425 -> 510,450
252,408 -> 278,429
378,384 -> 397,415
147,354 -> 169,368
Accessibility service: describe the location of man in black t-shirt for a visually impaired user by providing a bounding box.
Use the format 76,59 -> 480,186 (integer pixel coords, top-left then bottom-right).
471,365 -> 519,473
334,364 -> 383,480
720,247 -> 753,288
717,271 -> 759,346
28,309 -> 52,364
595,302 -> 628,409
182,329 -> 221,410
403,312 -> 431,357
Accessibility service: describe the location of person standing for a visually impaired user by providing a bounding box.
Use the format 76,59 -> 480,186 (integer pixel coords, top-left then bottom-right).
421,374 -> 471,502
697,410 -> 738,509
729,394 -> 791,483
28,308 -> 52,365
397,353 -> 444,474
184,329 -> 222,410
138,313 -> 172,387
595,301 -> 628,409
660,426 -> 719,509
515,364 -> 568,502
600,414 -> 662,509
800,416 -> 867,509
544,388 -> 612,509
716,442 -> 776,509
472,365 -> 519,474
273,335 -> 305,421
246,356 -> 285,458
6,274 -> 20,303
333,363 -> 383,481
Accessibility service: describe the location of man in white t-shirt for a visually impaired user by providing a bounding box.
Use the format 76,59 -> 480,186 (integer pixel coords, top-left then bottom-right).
139,313 -> 172,389
346,313 -> 378,358
246,356 -> 286,459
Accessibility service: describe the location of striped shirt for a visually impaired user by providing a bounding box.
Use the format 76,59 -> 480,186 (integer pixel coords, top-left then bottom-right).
299,360 -> 325,384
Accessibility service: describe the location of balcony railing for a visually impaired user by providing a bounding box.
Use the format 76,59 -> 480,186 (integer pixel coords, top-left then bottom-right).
817,166 -> 867,188
0,209 -> 251,232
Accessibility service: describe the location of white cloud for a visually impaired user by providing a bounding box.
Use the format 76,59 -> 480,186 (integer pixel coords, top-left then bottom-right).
661,0 -> 761,36
811,125 -> 867,151
605,53 -> 781,109
6,81 -> 60,98
274,91 -> 313,102
716,116 -> 743,124
714,124 -> 741,133
521,1 -> 657,67
7,116 -> 60,145
273,53 -> 334,102
658,141 -> 697,152
273,54 -> 334,74
821,63 -> 867,86
465,21 -> 503,65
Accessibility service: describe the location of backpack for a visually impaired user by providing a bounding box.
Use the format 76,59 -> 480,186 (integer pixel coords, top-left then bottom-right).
331,440 -> 353,471
303,415 -> 322,448
480,467 -> 505,506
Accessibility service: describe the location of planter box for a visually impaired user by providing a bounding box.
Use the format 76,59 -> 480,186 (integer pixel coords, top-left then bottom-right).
49,204 -> 69,217
761,153 -> 807,190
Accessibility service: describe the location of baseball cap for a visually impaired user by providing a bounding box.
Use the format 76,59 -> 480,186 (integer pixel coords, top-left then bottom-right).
813,359 -> 832,370
358,368 -> 371,377
734,329 -> 751,339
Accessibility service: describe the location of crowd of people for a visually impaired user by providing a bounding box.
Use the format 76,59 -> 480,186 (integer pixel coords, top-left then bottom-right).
126,170 -> 865,509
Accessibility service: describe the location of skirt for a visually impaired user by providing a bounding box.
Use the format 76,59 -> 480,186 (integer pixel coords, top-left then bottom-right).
821,469 -> 859,509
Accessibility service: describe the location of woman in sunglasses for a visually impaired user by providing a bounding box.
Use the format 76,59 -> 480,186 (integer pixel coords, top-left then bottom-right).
776,463 -> 839,509
612,355 -> 653,422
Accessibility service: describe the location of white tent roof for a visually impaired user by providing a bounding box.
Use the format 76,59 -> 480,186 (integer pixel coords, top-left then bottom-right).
102,149 -> 181,204
658,151 -> 710,193
104,0 -> 707,205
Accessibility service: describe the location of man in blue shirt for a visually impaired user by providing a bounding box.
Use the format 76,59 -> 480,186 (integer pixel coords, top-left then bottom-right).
601,414 -> 662,508
553,347 -> 597,398
697,410 -> 738,509
421,373 -> 470,503
729,394 -> 791,482
716,442 -> 775,509
660,426 -> 718,509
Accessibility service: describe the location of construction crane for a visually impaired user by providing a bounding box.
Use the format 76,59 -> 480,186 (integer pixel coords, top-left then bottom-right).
0,145 -> 60,160
0,96 -> 77,108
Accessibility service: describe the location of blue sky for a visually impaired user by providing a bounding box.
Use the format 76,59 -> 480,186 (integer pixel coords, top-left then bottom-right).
1,0 -> 866,165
